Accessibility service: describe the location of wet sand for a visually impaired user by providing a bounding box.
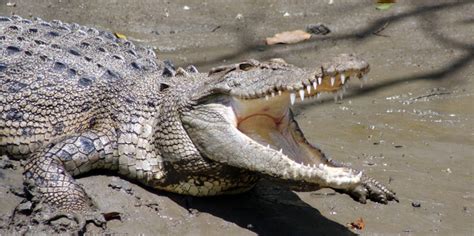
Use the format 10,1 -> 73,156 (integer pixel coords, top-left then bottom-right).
1,0 -> 473,235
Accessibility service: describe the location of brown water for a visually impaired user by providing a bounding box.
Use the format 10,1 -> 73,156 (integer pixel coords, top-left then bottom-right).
1,0 -> 473,235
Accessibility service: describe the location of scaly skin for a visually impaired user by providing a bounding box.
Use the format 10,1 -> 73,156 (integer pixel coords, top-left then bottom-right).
0,16 -> 397,227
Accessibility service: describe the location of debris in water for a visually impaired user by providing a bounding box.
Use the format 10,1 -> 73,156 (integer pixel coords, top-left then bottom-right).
114,32 -> 127,40
348,217 -> 365,230
376,0 -> 396,10
266,30 -> 311,45
103,212 -> 122,221
306,23 -> 331,35
442,168 -> 452,174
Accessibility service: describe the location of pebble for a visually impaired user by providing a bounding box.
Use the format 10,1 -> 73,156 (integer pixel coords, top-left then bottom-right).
412,201 -> 421,208
0,155 -> 15,170
306,23 -> 331,35
17,201 -> 32,214
108,182 -> 122,190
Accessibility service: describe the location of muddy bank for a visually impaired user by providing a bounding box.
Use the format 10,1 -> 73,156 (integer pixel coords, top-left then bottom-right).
1,0 -> 473,235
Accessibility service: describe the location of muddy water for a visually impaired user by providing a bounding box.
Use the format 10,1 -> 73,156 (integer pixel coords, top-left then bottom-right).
1,1 -> 473,235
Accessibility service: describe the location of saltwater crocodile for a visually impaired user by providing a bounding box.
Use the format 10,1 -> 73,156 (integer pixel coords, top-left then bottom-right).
0,16 -> 397,229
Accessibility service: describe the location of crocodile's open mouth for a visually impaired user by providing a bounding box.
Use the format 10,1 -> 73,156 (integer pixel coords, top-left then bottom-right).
234,93 -> 322,166
231,72 -> 364,167
183,54 -> 369,185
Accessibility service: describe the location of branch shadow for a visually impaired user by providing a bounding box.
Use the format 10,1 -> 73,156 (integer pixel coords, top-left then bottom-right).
299,2 -> 473,107
161,179 -> 356,236
189,1 -> 472,68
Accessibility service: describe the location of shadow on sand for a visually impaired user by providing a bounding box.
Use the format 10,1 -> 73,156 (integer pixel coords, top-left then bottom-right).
160,179 -> 356,236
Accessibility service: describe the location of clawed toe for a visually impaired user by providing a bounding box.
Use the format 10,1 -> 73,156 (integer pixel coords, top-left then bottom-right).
339,175 -> 398,204
39,209 -> 110,232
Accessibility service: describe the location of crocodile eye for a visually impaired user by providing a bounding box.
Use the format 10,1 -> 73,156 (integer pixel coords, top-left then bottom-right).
159,83 -> 170,91
238,62 -> 254,71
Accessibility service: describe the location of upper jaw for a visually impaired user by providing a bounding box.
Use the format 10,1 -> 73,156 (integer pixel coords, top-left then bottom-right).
227,53 -> 370,104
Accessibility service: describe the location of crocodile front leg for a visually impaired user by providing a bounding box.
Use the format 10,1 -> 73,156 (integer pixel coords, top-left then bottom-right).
22,128 -> 118,229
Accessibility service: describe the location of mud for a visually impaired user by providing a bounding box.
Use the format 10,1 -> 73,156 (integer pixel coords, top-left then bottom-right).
1,0 -> 473,235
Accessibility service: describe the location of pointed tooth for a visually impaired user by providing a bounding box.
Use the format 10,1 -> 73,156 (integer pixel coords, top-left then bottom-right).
313,81 -> 318,90
299,89 -> 305,101
271,92 -> 275,97
339,90 -> 343,100
306,85 -> 311,94
334,93 -> 338,102
330,77 -> 335,86
316,93 -> 321,99
341,74 -> 346,84
265,95 -> 269,101
318,77 -> 322,85
279,149 -> 283,153
278,90 -> 282,96
290,93 -> 296,105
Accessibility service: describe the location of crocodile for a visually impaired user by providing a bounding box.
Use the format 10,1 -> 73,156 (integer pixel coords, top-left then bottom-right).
0,16 -> 397,229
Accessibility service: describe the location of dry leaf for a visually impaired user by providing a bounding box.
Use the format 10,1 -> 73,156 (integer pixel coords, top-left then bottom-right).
348,217 -> 365,230
266,30 -> 311,45
114,32 -> 127,40
376,0 -> 396,10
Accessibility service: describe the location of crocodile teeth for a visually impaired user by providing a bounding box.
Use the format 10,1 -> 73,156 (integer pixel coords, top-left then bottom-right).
312,81 -> 318,90
360,75 -> 368,88
279,149 -> 283,153
265,95 -> 269,101
271,92 -> 275,97
330,77 -> 335,86
278,90 -> 282,96
334,93 -> 338,102
290,92 -> 296,105
318,77 -> 322,85
306,85 -> 311,94
341,74 -> 346,84
299,89 -> 305,101
339,90 -> 343,100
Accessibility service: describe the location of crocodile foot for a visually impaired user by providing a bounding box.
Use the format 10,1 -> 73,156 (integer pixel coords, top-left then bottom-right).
10,199 -> 120,234
37,210 -> 108,233
338,174 -> 398,204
